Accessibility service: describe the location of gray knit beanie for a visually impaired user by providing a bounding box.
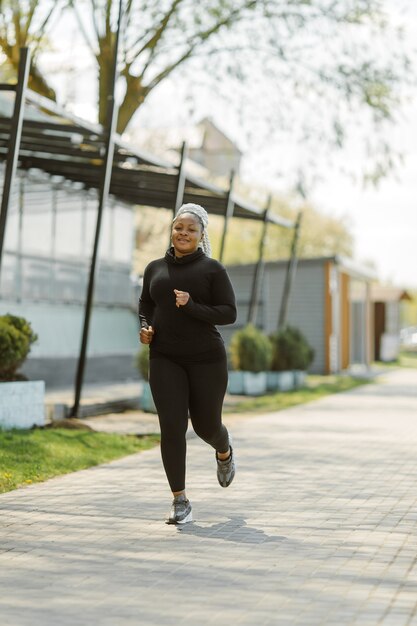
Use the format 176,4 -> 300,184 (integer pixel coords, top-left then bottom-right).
174,203 -> 212,257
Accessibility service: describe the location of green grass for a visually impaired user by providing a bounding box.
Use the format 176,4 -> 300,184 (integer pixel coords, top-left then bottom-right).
0,429 -> 159,494
225,375 -> 369,414
0,374 -> 372,494
374,351 -> 417,369
396,351 -> 417,368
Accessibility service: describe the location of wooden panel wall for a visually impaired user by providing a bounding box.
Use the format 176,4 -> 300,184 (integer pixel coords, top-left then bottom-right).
340,272 -> 350,370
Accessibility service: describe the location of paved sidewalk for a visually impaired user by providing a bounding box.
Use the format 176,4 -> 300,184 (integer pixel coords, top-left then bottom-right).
1,368 -> 417,626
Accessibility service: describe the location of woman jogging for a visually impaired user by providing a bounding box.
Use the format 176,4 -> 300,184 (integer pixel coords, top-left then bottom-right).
138,203 -> 237,525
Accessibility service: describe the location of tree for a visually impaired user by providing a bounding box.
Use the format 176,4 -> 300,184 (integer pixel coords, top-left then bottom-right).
71,1 -> 409,130
0,0 -> 61,99
0,1 -> 411,178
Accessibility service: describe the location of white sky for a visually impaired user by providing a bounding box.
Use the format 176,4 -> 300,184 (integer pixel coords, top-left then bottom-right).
42,0 -> 417,289
308,1 -> 417,289
310,127 -> 417,289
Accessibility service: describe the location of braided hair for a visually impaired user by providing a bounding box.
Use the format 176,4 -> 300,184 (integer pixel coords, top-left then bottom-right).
173,203 -> 212,257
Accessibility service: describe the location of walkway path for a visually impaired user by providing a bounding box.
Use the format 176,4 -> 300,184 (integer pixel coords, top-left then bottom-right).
1,368 -> 417,625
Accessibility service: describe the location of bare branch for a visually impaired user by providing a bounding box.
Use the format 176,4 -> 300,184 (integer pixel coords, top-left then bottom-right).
22,0 -> 39,38
124,0 -> 134,30
128,0 -> 184,60
68,0 -> 98,55
12,6 -> 22,47
35,4 -> 60,35
105,0 -> 112,38
142,3 -> 257,89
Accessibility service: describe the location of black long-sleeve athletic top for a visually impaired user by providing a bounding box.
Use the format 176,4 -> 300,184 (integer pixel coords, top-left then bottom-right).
138,248 -> 237,358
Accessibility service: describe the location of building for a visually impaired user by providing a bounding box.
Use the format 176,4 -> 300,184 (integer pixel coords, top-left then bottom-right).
0,90 -> 290,389
0,163 -> 139,386
223,256 -> 376,374
371,285 -> 411,361
129,117 -> 242,179
188,118 -> 242,177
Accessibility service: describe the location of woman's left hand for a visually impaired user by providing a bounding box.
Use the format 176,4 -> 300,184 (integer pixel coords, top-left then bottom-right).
174,289 -> 190,307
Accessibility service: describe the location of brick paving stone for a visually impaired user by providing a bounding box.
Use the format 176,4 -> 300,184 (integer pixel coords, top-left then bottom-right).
1,368 -> 417,625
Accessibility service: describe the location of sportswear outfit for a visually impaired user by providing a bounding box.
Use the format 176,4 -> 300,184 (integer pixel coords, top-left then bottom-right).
138,247 -> 237,493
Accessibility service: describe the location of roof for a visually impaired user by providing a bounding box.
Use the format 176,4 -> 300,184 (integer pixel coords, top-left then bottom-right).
128,117 -> 242,157
228,255 -> 377,281
371,285 -> 412,302
0,90 -> 292,229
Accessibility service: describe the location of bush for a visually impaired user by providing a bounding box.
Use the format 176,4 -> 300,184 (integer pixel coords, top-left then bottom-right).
269,326 -> 314,371
135,344 -> 150,379
229,324 -> 272,372
0,314 -> 38,381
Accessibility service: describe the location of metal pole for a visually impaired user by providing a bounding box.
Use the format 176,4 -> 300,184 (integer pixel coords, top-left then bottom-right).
17,177 -> 24,300
70,0 -> 124,417
174,141 -> 187,215
277,210 -> 303,330
247,196 -> 271,325
0,47 -> 31,283
168,141 -> 187,246
50,186 -> 57,301
218,170 -> 235,263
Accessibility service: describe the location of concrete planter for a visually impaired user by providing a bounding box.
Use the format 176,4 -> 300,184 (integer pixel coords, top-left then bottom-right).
228,371 -> 267,396
228,371 -> 245,395
0,381 -> 45,430
293,370 -> 307,388
243,372 -> 267,396
140,382 -> 157,413
266,371 -> 279,391
276,371 -> 295,391
266,371 -> 295,392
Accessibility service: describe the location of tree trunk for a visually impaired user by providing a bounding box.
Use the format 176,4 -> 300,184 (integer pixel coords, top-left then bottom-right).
97,61 -> 149,134
97,35 -> 115,126
28,64 -> 56,101
116,77 -> 149,134
4,50 -> 56,101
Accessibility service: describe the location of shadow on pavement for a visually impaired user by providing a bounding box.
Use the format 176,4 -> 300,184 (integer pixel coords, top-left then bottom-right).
176,515 -> 286,544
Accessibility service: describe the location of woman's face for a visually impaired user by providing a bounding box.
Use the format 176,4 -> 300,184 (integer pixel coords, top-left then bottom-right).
172,213 -> 203,257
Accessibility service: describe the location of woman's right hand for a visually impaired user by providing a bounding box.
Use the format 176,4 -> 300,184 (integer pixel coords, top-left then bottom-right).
139,326 -> 154,344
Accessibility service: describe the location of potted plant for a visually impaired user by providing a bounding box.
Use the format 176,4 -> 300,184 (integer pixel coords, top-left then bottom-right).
228,324 -> 272,395
269,326 -> 314,390
135,344 -> 157,413
0,314 -> 44,429
289,327 -> 315,387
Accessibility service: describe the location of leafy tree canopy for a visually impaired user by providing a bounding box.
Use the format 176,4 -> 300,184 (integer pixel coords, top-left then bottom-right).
0,0 -> 60,99
0,0 -> 412,180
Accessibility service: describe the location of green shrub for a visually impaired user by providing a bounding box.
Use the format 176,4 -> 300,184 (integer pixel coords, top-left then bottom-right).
0,314 -> 38,381
135,344 -> 150,379
269,326 -> 314,371
229,324 -> 272,372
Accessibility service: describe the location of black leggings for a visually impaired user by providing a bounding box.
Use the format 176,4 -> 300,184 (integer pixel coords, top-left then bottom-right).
149,350 -> 230,492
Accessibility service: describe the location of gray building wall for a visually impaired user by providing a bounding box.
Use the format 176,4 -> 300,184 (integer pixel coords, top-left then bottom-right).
0,168 -> 139,388
224,259 -> 327,374
0,299 -> 140,387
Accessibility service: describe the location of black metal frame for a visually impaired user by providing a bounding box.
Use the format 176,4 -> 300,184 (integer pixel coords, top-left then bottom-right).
278,210 -> 303,330
174,141 -> 187,214
0,110 -> 292,226
0,44 -> 300,414
218,170 -> 235,263
0,47 -> 31,278
70,0 -> 124,417
247,196 -> 272,325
